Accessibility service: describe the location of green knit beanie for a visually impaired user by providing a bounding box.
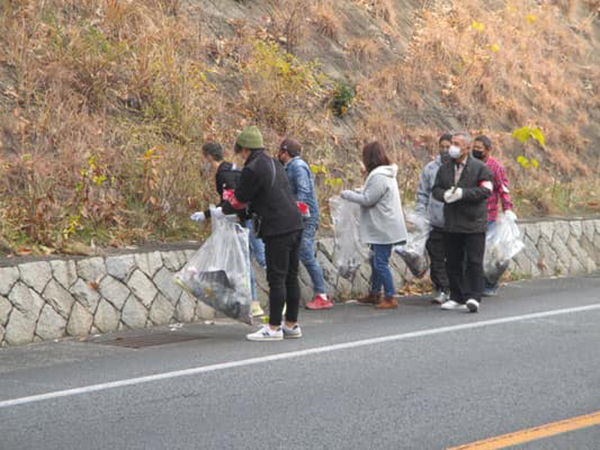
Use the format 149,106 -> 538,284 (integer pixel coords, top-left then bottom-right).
235,126 -> 264,150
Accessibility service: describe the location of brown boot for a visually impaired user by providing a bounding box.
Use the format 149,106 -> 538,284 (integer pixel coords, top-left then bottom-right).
376,297 -> 397,310
357,292 -> 381,305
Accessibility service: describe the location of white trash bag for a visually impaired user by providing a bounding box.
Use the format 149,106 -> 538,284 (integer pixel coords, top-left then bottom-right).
484,212 -> 525,286
329,196 -> 363,280
175,208 -> 253,325
394,210 -> 431,278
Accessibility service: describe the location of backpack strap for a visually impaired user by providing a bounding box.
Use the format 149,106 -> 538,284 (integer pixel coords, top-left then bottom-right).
268,158 -> 276,190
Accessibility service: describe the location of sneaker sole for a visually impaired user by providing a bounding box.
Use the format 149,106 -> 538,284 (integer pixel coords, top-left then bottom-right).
305,305 -> 334,310
441,304 -> 467,311
283,333 -> 303,339
246,335 -> 283,342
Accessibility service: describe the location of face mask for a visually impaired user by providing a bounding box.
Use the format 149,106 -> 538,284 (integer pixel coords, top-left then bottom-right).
472,150 -> 484,160
448,145 -> 461,159
440,150 -> 451,164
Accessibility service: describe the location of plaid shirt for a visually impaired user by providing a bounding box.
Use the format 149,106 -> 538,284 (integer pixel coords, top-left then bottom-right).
486,156 -> 513,222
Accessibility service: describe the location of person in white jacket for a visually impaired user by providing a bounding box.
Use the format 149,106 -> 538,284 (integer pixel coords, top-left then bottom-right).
341,142 -> 408,309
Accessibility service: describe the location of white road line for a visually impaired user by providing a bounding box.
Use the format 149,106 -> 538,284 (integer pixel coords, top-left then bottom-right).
1,303 -> 599,409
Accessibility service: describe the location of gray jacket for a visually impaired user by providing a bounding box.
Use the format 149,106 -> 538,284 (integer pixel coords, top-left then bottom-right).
342,164 -> 408,245
416,157 -> 445,229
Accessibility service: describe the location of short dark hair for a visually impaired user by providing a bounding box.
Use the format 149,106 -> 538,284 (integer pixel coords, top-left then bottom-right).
279,138 -> 302,158
234,143 -> 263,154
362,141 -> 390,173
474,135 -> 492,150
439,133 -> 453,144
202,142 -> 223,161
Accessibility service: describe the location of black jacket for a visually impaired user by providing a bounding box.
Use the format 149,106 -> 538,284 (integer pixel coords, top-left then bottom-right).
223,150 -> 303,238
203,162 -> 248,220
214,161 -> 240,199
432,155 -> 493,234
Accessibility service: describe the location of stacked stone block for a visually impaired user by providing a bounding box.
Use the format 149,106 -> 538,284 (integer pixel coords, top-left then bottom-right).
1,218 -> 599,346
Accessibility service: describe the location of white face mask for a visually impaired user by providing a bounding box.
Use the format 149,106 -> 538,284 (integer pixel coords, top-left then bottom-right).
448,145 -> 462,159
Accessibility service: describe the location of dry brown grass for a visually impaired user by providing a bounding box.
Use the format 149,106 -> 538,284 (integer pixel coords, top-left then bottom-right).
313,5 -> 341,42
354,0 -> 398,26
0,0 -> 597,253
347,37 -> 380,64
269,0 -> 313,53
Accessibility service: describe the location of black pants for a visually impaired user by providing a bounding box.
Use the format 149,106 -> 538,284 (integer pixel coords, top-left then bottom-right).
264,230 -> 303,326
426,227 -> 450,292
443,232 -> 486,303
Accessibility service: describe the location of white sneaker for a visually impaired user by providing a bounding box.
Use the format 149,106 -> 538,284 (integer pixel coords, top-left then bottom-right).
466,299 -> 480,313
441,300 -> 468,311
431,290 -> 448,304
282,323 -> 302,339
246,325 -> 283,342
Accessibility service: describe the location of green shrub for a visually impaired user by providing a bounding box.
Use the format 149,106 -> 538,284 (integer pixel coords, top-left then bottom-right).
331,82 -> 355,118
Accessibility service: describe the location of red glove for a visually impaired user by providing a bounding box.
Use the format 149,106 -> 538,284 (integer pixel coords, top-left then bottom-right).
223,189 -> 248,210
297,201 -> 310,217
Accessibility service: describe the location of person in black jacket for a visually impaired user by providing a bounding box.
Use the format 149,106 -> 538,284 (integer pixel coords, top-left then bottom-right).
190,141 -> 267,317
190,142 -> 244,220
223,126 -> 304,341
432,131 -> 493,313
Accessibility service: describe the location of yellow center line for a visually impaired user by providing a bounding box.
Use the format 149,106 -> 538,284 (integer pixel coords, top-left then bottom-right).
448,410 -> 600,450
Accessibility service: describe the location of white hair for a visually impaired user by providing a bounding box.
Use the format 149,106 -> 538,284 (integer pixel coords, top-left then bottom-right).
452,131 -> 472,144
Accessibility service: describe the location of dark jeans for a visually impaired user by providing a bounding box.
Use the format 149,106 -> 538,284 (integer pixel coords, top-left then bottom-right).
426,227 -> 449,292
444,232 -> 486,303
370,244 -> 395,298
264,230 -> 303,326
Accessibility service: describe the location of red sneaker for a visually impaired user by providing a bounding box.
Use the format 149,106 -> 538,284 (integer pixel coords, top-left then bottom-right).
306,294 -> 334,310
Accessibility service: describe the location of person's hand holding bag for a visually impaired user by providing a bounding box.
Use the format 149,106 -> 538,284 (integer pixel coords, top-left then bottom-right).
443,188 -> 463,204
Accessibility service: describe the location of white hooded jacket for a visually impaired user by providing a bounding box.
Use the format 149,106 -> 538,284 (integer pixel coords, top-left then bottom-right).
342,164 -> 408,245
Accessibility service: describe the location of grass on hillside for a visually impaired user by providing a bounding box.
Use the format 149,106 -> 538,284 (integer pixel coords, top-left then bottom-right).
0,0 -> 598,255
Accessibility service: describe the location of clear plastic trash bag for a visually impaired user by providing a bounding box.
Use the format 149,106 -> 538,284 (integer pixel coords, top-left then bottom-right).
329,196 -> 363,280
484,213 -> 525,286
394,210 -> 431,278
175,208 -> 253,325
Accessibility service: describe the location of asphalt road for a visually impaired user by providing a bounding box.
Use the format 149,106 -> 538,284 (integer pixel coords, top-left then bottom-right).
0,274 -> 599,450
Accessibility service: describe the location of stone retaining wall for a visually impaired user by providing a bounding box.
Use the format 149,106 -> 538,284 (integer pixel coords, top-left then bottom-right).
1,217 -> 599,346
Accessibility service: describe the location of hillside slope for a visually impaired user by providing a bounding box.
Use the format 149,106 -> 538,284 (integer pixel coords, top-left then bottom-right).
0,0 -> 598,254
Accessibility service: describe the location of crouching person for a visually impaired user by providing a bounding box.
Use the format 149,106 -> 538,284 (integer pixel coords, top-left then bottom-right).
223,126 -> 304,341
341,142 -> 408,309
189,141 -> 267,317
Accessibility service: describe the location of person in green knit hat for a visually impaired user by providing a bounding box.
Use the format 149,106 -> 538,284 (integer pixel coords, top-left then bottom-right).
223,126 -> 305,342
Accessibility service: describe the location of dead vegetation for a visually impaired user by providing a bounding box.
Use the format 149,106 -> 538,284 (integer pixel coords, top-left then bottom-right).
0,0 -> 598,255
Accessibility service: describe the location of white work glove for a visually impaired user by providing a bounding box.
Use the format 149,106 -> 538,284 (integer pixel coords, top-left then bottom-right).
340,190 -> 353,200
505,210 -> 518,222
190,211 -> 206,222
212,207 -> 238,223
443,188 -> 463,204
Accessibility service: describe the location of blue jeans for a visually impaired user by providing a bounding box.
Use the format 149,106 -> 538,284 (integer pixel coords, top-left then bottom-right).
298,221 -> 327,295
370,244 -> 395,298
245,220 -> 266,268
244,220 -> 267,301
